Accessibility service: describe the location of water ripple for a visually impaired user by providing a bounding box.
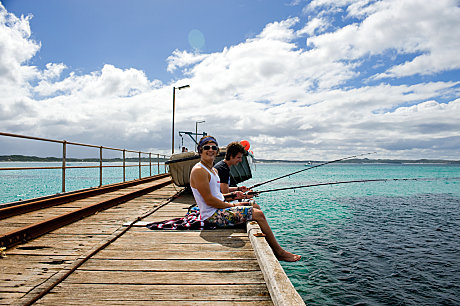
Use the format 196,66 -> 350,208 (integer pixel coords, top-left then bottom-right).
288,193 -> 460,305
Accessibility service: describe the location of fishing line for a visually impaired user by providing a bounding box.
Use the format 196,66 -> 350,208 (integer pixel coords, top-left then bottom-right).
248,152 -> 376,189
247,177 -> 460,195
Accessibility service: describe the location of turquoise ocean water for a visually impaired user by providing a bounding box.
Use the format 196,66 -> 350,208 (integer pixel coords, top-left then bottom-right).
0,162 -> 165,204
244,163 -> 460,305
1,162 -> 459,304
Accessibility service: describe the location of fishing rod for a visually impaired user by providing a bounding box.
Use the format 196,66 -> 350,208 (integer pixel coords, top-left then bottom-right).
247,177 -> 459,195
248,152 -> 376,189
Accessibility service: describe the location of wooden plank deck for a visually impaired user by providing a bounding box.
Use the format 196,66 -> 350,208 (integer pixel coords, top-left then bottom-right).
1,185 -> 287,305
33,192 -> 273,305
0,184 -> 180,305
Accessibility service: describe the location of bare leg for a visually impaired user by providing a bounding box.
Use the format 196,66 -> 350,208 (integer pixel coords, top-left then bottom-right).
252,208 -> 301,262
239,201 -> 260,209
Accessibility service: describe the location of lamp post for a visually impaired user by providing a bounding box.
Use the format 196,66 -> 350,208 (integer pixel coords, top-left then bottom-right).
195,120 -> 205,151
172,84 -> 190,154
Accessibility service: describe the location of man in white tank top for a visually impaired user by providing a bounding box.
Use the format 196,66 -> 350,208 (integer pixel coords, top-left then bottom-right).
190,136 -> 301,262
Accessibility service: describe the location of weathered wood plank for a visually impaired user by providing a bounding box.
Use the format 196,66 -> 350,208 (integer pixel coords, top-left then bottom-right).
36,300 -> 273,306
6,249 -> 83,256
46,225 -> 121,235
63,270 -> 266,285
9,237 -> 111,249
79,259 -> 261,272
36,284 -> 272,301
108,236 -> 251,246
0,292 -> 27,305
93,250 -> 257,260
101,243 -> 252,251
126,228 -> 247,235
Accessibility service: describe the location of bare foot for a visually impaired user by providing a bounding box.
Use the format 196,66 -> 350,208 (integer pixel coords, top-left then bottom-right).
276,250 -> 302,262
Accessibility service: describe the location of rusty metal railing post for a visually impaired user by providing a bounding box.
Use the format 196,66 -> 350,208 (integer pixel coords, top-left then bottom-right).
164,155 -> 167,173
123,150 -> 126,182
99,146 -> 103,187
62,141 -> 67,193
157,154 -> 160,174
138,152 -> 141,179
149,153 -> 152,176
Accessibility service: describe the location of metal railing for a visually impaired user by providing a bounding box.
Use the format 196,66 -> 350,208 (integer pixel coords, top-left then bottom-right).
0,132 -> 169,193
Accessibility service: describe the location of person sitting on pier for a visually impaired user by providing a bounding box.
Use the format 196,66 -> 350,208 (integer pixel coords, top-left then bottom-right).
214,141 -> 252,197
190,135 -> 301,262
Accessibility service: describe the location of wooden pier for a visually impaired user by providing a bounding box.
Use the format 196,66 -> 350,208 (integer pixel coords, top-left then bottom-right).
0,179 -> 304,305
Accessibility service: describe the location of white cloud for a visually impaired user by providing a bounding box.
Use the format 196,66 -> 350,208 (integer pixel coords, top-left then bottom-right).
305,0 -> 460,78
297,17 -> 329,36
257,17 -> 299,41
0,5 -> 39,82
34,64 -> 160,98
166,49 -> 209,73
0,4 -> 40,102
1,1 -> 459,160
40,63 -> 67,81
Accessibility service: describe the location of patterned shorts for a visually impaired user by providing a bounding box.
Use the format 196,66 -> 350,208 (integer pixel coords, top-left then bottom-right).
207,202 -> 254,227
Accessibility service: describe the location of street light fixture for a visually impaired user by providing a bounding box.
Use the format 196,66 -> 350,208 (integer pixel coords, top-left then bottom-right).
172,85 -> 190,154
195,120 -> 205,151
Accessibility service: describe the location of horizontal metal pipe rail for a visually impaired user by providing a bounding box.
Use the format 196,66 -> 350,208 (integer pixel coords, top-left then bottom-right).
0,132 -> 169,196
1,132 -> 152,152
0,164 -> 159,171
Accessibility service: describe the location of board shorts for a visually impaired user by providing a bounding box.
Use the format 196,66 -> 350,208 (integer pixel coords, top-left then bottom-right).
206,201 -> 254,227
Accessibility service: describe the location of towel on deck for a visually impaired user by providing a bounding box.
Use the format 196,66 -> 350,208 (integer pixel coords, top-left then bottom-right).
146,206 -> 217,230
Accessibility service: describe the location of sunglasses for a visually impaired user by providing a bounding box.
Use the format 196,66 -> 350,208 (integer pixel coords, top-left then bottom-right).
202,145 -> 218,151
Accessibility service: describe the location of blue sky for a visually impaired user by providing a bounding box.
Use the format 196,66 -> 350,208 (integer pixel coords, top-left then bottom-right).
1,0 -> 459,160
4,0 -> 300,82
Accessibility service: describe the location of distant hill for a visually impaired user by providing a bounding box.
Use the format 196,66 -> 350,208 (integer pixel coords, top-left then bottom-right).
255,158 -> 460,164
1,155 -> 458,164
0,155 -> 168,162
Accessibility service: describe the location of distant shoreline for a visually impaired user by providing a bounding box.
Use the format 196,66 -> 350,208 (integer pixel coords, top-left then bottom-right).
255,158 -> 460,164
1,155 -> 458,164
0,155 -> 168,163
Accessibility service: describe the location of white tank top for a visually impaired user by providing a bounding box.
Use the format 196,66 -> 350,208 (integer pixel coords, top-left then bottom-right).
191,162 -> 224,220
